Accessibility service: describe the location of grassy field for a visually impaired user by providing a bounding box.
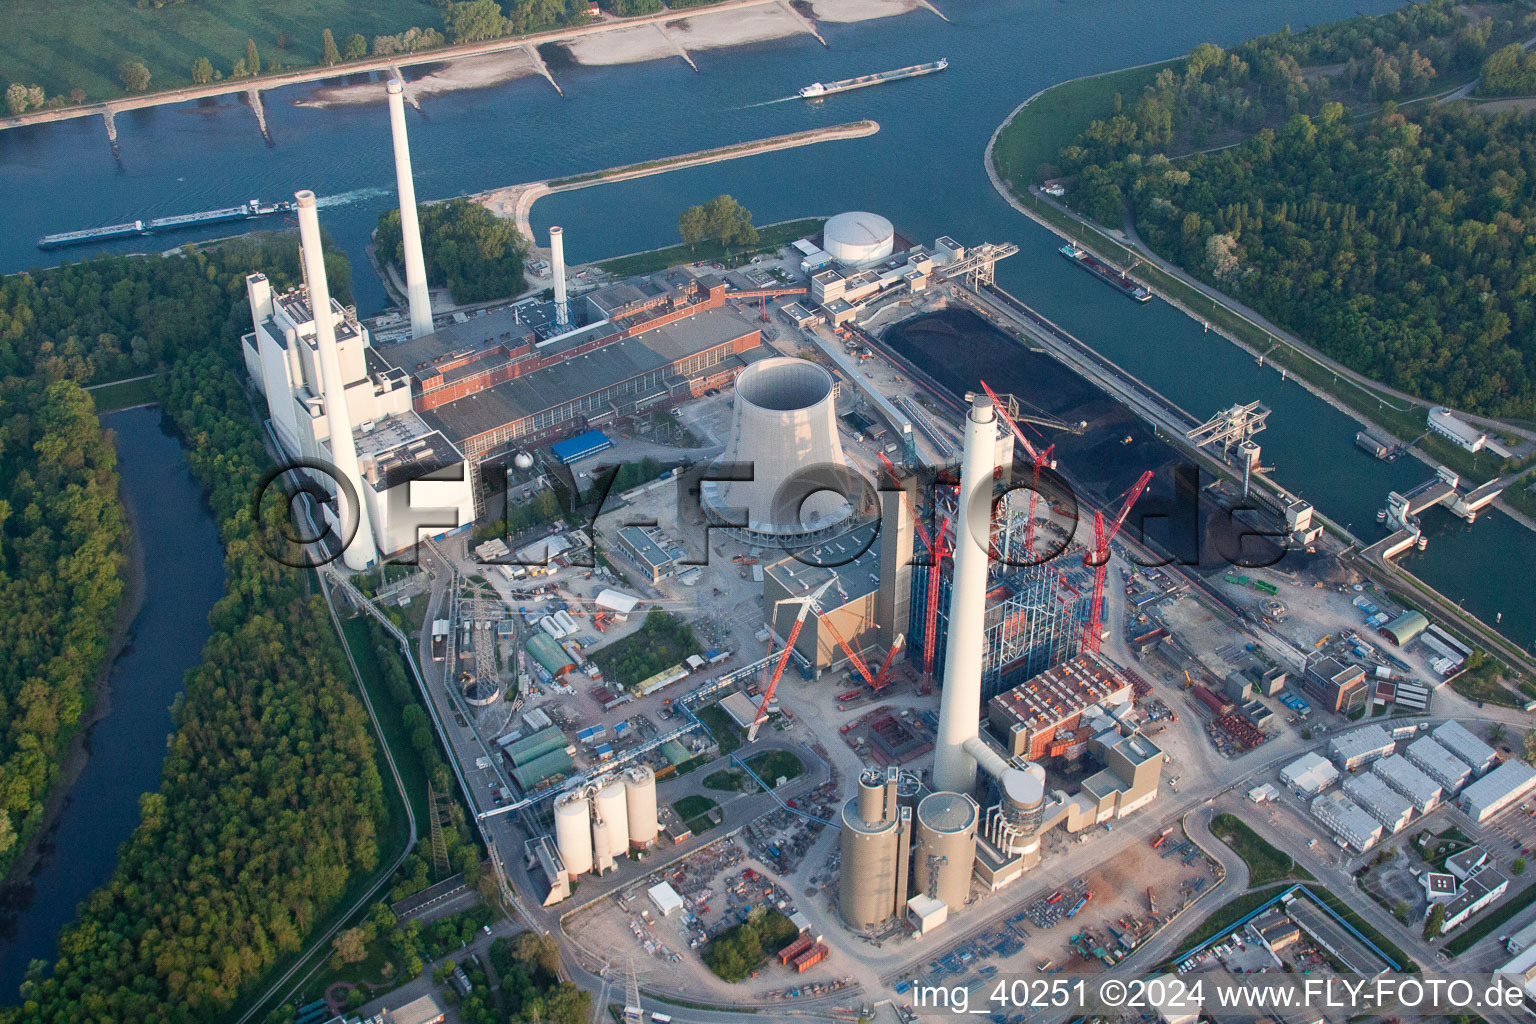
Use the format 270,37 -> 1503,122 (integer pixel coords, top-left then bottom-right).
991,59 -> 1181,190
1168,884 -> 1288,964
745,749 -> 802,785
674,794 -> 720,835
595,218 -> 826,279
1210,813 -> 1312,887
703,769 -> 745,791
696,703 -> 743,755
1,0 -> 435,101
88,375 -> 158,412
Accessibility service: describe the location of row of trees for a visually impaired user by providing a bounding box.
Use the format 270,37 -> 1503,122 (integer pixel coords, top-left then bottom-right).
437,0 -> 593,44
376,198 -> 529,304
1051,1 -> 1536,416
0,236 -> 389,1022
678,194 -> 759,251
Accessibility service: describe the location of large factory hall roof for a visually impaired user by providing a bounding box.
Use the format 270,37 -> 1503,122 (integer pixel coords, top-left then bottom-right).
764,523 -> 881,607
420,304 -> 760,441
987,651 -> 1132,731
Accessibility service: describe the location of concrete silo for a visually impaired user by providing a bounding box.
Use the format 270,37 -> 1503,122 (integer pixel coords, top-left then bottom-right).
553,789 -> 592,880
913,791 -> 978,912
624,766 -> 658,849
702,357 -> 858,547
838,769 -> 912,933
596,777 -> 630,863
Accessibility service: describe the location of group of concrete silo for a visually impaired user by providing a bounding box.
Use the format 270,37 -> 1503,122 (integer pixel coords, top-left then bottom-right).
552,765 -> 659,879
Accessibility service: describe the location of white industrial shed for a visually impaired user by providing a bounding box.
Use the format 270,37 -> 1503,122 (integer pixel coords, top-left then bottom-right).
648,881 -> 685,917
1330,724 -> 1395,770
1373,754 -> 1443,812
1342,771 -> 1415,834
1460,760 -> 1536,824
1406,736 -> 1473,794
1311,790 -> 1383,851
1433,721 -> 1497,775
1281,752 -> 1339,796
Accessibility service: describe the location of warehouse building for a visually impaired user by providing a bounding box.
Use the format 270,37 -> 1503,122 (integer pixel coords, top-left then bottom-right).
1372,755 -> 1443,812
1311,790 -> 1383,851
1281,752 -> 1340,797
762,523 -> 885,674
1330,725 -> 1396,771
1341,772 -> 1415,834
1459,759 -> 1536,824
1406,736 -> 1473,794
1381,610 -> 1429,647
1433,721 -> 1497,775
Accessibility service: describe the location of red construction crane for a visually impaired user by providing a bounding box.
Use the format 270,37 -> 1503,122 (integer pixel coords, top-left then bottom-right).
750,579 -> 833,741
871,633 -> 905,690
979,380 -> 1056,559
877,453 -> 953,683
1082,470 -> 1154,653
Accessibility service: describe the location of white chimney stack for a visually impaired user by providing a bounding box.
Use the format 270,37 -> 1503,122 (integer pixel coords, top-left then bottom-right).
386,79 -> 433,339
296,190 -> 378,571
932,392 -> 998,794
550,225 -> 568,326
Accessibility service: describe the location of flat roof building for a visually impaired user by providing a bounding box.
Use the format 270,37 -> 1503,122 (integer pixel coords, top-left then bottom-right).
1311,790 -> 1383,851
1423,872 -> 1458,903
1342,771 -> 1415,834
1406,736 -> 1473,794
1372,755 -> 1443,812
386,994 -> 445,1024
1301,656 -> 1368,713
1460,759 -> 1536,823
1443,867 -> 1509,932
1428,406 -> 1487,453
987,652 -> 1135,760
648,880 -> 685,916
617,525 -> 684,583
1447,846 -> 1490,881
762,524 -> 885,674
1433,721 -> 1497,775
1330,724 -> 1396,771
1281,752 -> 1340,796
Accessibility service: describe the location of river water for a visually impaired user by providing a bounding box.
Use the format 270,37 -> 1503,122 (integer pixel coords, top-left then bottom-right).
0,409 -> 226,994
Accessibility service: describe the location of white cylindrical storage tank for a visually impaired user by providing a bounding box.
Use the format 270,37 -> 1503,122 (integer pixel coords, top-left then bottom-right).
596,777 -> 630,862
823,211 -> 894,265
913,792 -> 979,911
701,357 -> 856,545
624,766 -> 658,848
554,790 -> 593,879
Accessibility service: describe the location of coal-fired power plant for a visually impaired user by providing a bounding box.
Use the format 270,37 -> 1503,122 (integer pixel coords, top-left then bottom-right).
295,190 -> 378,570
702,357 -> 855,546
385,79 -> 432,339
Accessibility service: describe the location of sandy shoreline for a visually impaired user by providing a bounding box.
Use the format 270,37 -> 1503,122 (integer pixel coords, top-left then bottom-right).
0,422 -> 148,894
296,51 -> 546,107
807,0 -> 921,22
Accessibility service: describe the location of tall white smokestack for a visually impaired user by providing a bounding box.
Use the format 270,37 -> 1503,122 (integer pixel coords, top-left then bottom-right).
386,79 -> 432,339
550,225 -> 568,326
932,392 -> 997,794
296,190 -> 378,570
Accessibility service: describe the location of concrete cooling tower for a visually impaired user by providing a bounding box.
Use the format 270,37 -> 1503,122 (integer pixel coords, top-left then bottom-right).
703,357 -> 856,546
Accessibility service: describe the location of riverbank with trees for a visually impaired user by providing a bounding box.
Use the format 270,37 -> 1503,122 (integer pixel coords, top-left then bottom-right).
992,0 -> 1536,426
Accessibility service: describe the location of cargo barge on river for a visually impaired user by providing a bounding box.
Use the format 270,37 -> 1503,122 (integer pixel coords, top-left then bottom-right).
1059,243 -> 1152,302
38,197 -> 297,249
799,58 -> 948,99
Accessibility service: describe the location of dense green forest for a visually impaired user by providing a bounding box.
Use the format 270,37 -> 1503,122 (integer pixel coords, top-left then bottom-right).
0,379 -> 125,881
0,237 -> 394,1022
1042,0 -> 1536,417
376,198 -> 529,305
1478,42 -> 1536,96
